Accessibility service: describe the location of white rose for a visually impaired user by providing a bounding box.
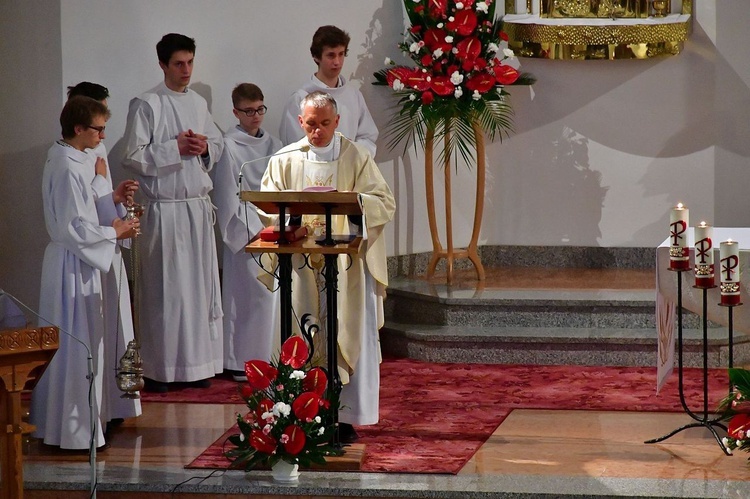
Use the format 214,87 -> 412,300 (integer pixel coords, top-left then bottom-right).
503,48 -> 516,59
476,2 -> 489,13
384,57 -> 392,65
488,43 -> 499,53
409,42 -> 420,53
393,79 -> 405,91
454,87 -> 463,98
409,93 -> 417,101
472,90 -> 482,100
450,71 -> 464,85
456,2 -> 464,9
445,36 -> 454,43
433,48 -> 444,58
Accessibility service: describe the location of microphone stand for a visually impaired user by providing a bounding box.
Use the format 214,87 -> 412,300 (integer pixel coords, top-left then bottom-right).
237,144 -> 311,190
0,289 -> 98,498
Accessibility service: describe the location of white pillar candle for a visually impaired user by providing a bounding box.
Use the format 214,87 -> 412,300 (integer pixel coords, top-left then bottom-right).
694,221 -> 714,287
720,239 -> 741,306
669,203 -> 689,270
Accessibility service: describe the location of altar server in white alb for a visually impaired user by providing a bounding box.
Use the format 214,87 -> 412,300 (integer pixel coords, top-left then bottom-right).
65,82 -> 142,430
213,83 -> 282,381
279,25 -> 378,158
31,96 -> 140,450
262,91 -> 395,439
122,33 -> 224,393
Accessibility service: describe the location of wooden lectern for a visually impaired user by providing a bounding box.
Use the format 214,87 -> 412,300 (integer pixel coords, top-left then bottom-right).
0,326 -> 58,499
241,190 -> 362,450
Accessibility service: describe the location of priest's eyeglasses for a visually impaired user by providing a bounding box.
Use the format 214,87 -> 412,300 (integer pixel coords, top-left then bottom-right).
87,125 -> 106,134
235,105 -> 267,117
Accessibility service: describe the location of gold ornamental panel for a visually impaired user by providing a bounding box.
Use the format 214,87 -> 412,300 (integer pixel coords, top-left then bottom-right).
505,20 -> 689,45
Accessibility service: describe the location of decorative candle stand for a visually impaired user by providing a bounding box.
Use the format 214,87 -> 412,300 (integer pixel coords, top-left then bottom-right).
644,268 -> 739,455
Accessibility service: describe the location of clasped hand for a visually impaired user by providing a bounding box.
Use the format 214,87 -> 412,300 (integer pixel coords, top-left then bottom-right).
177,129 -> 208,157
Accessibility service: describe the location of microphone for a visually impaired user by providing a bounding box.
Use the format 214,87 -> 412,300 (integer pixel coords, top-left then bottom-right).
0,288 -> 99,496
237,144 -> 311,189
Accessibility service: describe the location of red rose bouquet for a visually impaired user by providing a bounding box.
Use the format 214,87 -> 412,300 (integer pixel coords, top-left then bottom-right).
225,336 -> 343,469
374,0 -> 535,163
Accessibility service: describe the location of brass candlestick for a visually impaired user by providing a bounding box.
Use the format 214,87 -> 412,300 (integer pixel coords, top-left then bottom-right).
117,202 -> 145,398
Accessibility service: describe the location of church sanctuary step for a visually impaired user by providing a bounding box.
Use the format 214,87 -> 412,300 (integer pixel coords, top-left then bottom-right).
381,263 -> 743,368
380,322 -> 746,368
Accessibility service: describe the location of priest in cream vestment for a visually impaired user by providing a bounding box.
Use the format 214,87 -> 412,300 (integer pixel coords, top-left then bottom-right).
260,91 -> 395,425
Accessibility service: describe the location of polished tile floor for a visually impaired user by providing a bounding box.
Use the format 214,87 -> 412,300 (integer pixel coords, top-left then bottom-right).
21,269 -> 748,497
22,401 -> 750,498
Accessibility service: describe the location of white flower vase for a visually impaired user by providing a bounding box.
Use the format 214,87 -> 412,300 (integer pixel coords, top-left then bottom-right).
271,460 -> 300,483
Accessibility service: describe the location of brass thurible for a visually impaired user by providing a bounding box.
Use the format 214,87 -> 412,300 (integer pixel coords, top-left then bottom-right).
117,202 -> 145,398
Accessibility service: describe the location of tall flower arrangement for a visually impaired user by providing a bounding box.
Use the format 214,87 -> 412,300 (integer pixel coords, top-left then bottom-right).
225,336 -> 343,470
374,0 -> 535,163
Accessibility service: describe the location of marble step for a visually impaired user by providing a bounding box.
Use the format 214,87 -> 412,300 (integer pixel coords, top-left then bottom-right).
380,323 -> 747,368
384,286 -> 709,329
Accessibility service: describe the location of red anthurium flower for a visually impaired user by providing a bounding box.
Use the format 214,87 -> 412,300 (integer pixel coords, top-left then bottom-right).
423,28 -> 451,53
421,54 -> 433,67
245,360 -> 278,390
255,397 -> 274,423
455,36 -> 482,63
405,71 -> 431,91
431,75 -> 454,96
250,429 -> 277,454
386,67 -> 412,87
414,4 -> 425,13
465,72 -> 496,93
292,391 -> 321,421
241,384 -> 254,399
280,336 -> 309,368
303,367 -> 328,395
461,0 -> 475,7
729,414 -> 750,439
495,64 -> 520,85
282,425 -> 306,455
427,0 -> 447,18
500,31 -> 509,42
473,57 -> 487,72
421,90 -> 435,105
410,25 -> 422,34
446,9 -> 478,37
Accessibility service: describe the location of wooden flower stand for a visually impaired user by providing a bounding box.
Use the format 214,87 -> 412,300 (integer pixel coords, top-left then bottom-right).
424,122 -> 486,284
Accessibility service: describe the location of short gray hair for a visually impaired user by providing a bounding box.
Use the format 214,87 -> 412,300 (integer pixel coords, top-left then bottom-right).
300,91 -> 338,114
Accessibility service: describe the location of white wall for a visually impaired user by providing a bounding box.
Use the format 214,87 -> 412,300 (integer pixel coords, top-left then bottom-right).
2,1 -> 750,304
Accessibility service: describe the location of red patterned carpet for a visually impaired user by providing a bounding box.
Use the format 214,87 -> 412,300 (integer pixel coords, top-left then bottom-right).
141,359 -> 729,474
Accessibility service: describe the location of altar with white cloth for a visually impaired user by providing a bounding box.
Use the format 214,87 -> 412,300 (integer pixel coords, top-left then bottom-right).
656,227 -> 750,391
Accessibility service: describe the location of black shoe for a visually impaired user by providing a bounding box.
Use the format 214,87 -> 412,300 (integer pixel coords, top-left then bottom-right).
144,378 -> 169,393
190,378 -> 212,389
228,370 -> 246,382
104,418 -> 125,438
338,423 -> 359,443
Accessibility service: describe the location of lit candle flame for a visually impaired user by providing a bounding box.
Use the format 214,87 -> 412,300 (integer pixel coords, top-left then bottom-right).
699,221 -> 707,228
676,203 -> 684,209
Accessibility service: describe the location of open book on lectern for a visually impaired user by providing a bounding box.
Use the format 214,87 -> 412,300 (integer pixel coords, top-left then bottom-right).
240,188 -> 365,244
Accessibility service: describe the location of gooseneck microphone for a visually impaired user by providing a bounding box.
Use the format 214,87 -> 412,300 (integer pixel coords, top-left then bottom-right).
237,144 -> 311,189
0,288 -> 99,497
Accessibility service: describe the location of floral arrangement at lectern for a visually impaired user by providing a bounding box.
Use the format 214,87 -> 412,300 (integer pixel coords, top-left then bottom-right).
225,336 -> 343,470
718,368 -> 750,457
373,0 -> 535,163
